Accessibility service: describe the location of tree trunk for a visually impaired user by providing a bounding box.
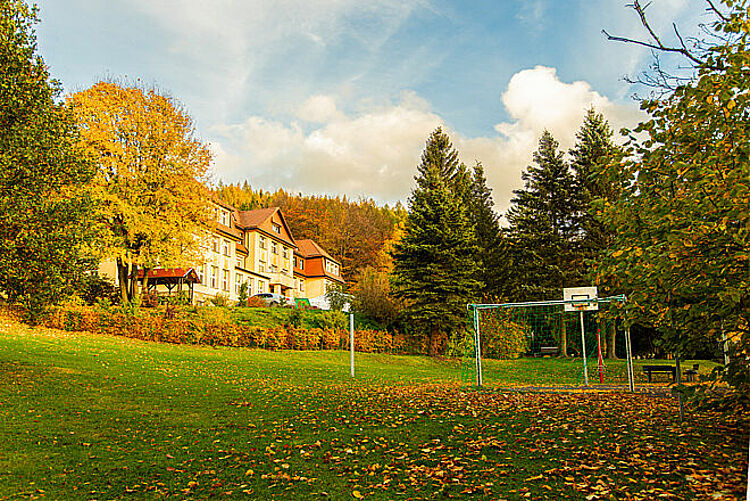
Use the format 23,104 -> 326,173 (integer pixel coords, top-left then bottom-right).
559,313 -> 568,357
142,268 -> 150,305
131,263 -> 140,304
117,257 -> 129,304
606,321 -> 617,359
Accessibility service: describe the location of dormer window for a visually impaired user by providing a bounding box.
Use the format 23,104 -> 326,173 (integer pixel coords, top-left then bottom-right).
272,223 -> 281,234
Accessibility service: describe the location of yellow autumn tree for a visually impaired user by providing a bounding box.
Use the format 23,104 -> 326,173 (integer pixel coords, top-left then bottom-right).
68,81 -> 212,303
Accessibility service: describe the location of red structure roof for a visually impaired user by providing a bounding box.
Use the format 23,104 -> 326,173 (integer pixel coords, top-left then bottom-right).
133,268 -> 200,283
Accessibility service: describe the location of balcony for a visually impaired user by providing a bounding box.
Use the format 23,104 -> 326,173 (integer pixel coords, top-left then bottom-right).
267,270 -> 295,289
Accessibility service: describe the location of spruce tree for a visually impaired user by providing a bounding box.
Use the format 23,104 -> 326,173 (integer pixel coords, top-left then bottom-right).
569,108 -> 622,358
468,162 -> 507,299
392,128 -> 480,352
570,108 -> 621,257
504,131 -> 582,355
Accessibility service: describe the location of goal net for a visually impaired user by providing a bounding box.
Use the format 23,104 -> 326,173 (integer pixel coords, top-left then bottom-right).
462,294 -> 635,391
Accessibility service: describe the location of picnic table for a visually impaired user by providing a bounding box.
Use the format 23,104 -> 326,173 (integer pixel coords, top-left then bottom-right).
642,365 -> 676,383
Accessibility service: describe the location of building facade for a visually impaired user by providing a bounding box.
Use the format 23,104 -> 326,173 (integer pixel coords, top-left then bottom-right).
101,200 -> 345,305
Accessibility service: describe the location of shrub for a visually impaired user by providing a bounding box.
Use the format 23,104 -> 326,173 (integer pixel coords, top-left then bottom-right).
209,293 -> 232,307
43,303 -> 412,355
481,316 -> 529,359
246,296 -> 265,308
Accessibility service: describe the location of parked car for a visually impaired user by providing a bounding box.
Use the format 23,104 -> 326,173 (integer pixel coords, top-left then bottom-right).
252,293 -> 292,307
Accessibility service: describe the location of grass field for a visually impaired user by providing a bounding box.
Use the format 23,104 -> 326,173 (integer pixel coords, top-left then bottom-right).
0,320 -> 746,500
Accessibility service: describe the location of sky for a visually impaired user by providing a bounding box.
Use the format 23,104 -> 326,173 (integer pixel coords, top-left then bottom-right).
35,0 -> 707,212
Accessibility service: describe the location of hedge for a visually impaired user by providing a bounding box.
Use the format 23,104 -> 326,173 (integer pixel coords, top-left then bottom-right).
43,304 -> 407,354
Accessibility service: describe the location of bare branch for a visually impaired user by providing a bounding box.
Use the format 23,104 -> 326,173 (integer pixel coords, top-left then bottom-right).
632,0 -> 664,47
672,23 -> 704,66
705,0 -> 730,22
602,29 -> 704,65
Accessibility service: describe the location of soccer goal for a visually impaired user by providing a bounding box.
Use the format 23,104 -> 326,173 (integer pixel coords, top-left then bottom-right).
462,288 -> 636,391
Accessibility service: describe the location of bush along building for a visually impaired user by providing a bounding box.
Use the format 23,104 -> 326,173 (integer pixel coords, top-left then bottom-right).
99,199 -> 345,306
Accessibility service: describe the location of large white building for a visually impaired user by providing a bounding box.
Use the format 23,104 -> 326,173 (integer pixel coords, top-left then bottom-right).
101,199 -> 345,305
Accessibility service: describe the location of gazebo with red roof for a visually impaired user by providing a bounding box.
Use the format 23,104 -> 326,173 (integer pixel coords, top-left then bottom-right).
133,268 -> 200,303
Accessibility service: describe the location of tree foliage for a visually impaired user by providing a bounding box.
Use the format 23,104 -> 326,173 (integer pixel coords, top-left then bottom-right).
597,0 -> 749,391
504,131 -> 583,302
0,1 -> 94,319
68,81 -> 212,303
391,128 -> 480,349
468,162 -> 508,300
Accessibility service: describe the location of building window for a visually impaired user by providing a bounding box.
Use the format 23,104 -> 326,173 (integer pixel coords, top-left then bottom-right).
223,239 -> 231,256
257,281 -> 264,294
282,247 -> 289,259
259,261 -> 265,273
299,259 -> 304,270
198,264 -> 205,284
211,266 -> 218,289
212,238 -> 219,253
299,279 -> 305,292
270,264 -> 278,273
235,274 -> 242,295
222,269 -> 229,291
236,258 -> 243,269
259,236 -> 266,249
272,242 -> 278,255
272,223 -> 281,234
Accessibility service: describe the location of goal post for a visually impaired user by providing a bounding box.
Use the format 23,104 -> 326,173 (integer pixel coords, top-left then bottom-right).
464,293 -> 635,391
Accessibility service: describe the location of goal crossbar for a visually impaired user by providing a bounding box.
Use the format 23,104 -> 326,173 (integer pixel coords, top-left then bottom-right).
468,294 -> 626,311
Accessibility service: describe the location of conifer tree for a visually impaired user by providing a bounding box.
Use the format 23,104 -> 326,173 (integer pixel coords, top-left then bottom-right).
570,108 -> 621,257
0,2 -> 94,320
504,131 -> 582,355
569,108 -> 622,358
392,128 -> 480,352
468,162 -> 507,299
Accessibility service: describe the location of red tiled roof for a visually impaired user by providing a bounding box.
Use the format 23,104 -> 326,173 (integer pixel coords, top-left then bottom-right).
295,239 -> 335,261
237,207 -> 277,228
133,268 -> 200,283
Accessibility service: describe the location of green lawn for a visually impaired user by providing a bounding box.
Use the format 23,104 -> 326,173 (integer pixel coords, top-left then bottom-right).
0,321 -> 746,500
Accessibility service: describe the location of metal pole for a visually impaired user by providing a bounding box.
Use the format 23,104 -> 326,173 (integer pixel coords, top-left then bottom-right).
596,327 -> 604,384
349,313 -> 354,378
722,322 -> 730,366
625,325 -> 635,393
675,354 -> 685,423
474,307 -> 483,388
580,309 -> 588,386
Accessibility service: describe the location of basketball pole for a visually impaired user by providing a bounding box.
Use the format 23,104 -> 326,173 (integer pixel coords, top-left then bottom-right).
596,327 -> 604,384
579,307 -> 589,386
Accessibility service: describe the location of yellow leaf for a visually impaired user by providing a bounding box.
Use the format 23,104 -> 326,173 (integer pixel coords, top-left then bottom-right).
352,490 -> 363,499
612,249 -> 624,258
244,469 -> 254,476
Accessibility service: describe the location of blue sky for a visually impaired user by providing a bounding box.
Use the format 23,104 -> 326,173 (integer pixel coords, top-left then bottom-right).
35,0 -> 702,210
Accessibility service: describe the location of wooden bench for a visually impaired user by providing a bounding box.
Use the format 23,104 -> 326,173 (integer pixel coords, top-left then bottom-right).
642,365 -> 676,383
536,346 -> 559,357
684,363 -> 700,382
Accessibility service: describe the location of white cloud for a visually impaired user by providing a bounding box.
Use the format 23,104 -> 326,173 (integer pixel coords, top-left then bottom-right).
297,95 -> 342,123
211,67 -> 645,213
